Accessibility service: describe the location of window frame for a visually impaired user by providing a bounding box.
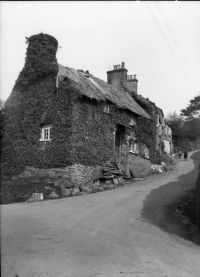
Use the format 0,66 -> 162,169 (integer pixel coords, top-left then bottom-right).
40,125 -> 52,142
103,103 -> 110,114
129,140 -> 138,154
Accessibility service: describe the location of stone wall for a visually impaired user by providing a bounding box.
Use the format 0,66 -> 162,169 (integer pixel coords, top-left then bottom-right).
16,164 -> 102,186
68,164 -> 102,185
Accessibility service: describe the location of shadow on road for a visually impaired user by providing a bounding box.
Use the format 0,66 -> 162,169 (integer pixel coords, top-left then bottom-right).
142,151 -> 200,244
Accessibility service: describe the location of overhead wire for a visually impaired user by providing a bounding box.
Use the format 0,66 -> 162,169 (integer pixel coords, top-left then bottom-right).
144,2 -> 199,91
155,3 -> 200,88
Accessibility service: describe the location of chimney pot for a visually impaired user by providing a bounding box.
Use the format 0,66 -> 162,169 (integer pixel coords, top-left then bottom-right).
126,73 -> 138,94
107,62 -> 128,88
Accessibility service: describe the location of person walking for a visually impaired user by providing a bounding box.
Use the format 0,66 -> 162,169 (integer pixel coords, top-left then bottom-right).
178,151 -> 182,159
183,151 -> 188,161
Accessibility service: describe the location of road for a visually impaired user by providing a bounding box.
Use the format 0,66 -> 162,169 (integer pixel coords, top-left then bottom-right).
1,151 -> 200,277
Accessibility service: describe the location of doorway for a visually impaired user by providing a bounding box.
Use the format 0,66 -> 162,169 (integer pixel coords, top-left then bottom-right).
115,124 -> 126,161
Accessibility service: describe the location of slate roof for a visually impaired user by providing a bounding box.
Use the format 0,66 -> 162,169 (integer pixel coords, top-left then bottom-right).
56,64 -> 151,119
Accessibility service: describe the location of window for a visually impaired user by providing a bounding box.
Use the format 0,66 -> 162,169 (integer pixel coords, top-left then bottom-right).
129,117 -> 136,126
104,103 -> 110,114
40,125 -> 52,142
156,115 -> 160,126
144,145 -> 150,159
130,140 -> 138,154
158,125 -> 162,135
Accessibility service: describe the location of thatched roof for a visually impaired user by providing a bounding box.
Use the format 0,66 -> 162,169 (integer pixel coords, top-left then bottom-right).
56,64 -> 151,119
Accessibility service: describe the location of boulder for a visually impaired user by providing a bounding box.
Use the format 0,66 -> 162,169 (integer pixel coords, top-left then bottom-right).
55,178 -> 74,188
113,178 -> 119,185
72,187 -> 80,196
105,180 -> 112,185
128,155 -> 151,178
118,177 -> 124,184
61,187 -> 73,197
48,191 -> 59,199
80,185 -> 92,193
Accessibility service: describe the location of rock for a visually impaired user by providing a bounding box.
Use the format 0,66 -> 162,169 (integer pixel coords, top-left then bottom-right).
102,175 -> 115,179
61,187 -> 73,197
118,177 -> 124,183
25,192 -> 43,203
103,184 -> 116,190
113,178 -> 119,185
72,187 -> 80,196
92,180 -> 101,191
48,191 -> 59,199
110,170 -> 123,175
128,155 -> 151,177
55,178 -> 74,188
105,180 -> 112,185
80,185 -> 92,193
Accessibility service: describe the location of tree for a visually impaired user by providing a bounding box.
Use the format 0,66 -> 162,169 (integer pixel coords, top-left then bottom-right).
181,94 -> 200,118
166,112 -> 184,137
166,112 -> 185,149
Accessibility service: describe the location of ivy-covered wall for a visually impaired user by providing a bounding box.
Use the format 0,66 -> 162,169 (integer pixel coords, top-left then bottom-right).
2,33 -> 160,180
68,93 -> 137,166
2,78 -> 139,177
130,91 -> 163,163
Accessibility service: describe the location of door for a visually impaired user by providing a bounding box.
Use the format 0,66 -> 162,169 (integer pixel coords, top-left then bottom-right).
115,124 -> 126,162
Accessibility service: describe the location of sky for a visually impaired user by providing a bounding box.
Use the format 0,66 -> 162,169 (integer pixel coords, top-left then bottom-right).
1,1 -> 200,116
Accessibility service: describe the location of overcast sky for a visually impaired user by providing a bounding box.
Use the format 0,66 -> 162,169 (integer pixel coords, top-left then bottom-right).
1,1 -> 200,116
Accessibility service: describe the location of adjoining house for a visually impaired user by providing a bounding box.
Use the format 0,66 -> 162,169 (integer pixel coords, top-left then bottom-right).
2,33 -> 172,185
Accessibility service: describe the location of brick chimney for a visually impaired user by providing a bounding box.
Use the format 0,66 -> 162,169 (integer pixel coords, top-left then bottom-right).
107,62 -> 128,89
126,74 -> 138,94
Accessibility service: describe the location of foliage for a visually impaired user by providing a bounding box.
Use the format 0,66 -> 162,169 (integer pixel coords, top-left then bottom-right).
181,94 -> 200,119
14,33 -> 58,90
136,116 -> 157,162
167,98 -> 200,151
166,112 -> 184,139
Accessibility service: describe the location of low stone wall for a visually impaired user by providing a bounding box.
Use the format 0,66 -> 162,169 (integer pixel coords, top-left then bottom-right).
69,164 -> 102,185
15,164 -> 102,186
127,154 -> 151,178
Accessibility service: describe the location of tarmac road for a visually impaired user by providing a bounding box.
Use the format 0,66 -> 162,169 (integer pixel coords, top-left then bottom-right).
1,151 -> 200,277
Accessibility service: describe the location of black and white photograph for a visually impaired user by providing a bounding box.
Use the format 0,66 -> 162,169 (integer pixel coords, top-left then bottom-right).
1,1 -> 200,276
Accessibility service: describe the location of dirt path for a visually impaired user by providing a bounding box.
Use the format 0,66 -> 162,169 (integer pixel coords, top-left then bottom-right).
1,152 -> 200,277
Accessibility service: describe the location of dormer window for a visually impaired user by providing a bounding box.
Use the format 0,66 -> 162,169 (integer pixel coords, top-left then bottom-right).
129,117 -> 136,126
104,103 -> 110,114
40,125 -> 52,142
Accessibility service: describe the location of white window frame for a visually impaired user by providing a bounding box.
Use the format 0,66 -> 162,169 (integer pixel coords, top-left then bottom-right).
156,115 -> 160,127
144,145 -> 150,159
104,103 -> 110,114
129,117 -> 137,127
40,125 -> 52,142
129,140 -> 138,154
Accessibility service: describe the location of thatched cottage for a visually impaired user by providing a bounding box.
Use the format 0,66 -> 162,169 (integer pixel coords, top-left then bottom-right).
2,33 -> 172,185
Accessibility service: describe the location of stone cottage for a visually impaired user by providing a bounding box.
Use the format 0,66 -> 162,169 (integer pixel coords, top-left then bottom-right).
2,33 -> 170,185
